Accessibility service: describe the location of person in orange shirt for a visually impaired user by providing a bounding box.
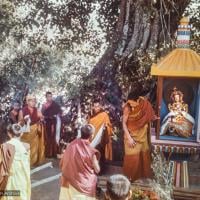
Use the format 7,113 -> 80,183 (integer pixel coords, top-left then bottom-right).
122,90 -> 157,181
88,99 -> 113,163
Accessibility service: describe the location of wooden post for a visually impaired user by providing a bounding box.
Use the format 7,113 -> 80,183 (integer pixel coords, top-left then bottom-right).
156,76 -> 163,139
197,82 -> 200,143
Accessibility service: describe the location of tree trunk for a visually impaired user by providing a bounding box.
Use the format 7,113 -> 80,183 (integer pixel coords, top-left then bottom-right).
81,0 -> 190,109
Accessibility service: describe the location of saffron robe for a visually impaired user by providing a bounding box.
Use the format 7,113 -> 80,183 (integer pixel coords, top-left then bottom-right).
123,97 -> 156,181
20,106 -> 45,166
89,111 -> 113,161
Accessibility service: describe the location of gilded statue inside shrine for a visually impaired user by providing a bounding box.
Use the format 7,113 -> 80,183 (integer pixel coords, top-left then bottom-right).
160,87 -> 195,137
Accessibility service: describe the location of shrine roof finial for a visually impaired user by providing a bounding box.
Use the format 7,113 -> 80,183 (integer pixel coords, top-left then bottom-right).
177,17 -> 190,48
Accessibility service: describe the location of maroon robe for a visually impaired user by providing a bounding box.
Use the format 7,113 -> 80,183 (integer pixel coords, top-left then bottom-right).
60,139 -> 100,197
42,101 -> 61,157
22,106 -> 40,125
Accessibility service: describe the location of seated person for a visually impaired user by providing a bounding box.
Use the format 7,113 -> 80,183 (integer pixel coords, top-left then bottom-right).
105,174 -> 132,200
160,87 -> 195,138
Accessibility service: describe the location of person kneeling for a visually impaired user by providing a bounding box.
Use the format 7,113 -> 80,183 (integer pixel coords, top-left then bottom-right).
105,174 -> 132,200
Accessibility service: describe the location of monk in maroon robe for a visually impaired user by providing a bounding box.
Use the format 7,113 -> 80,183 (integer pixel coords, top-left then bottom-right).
42,92 -> 61,158
19,94 -> 45,166
59,124 -> 100,200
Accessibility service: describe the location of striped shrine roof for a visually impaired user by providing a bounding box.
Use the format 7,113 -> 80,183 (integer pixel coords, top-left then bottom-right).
151,17 -> 200,78
151,48 -> 200,77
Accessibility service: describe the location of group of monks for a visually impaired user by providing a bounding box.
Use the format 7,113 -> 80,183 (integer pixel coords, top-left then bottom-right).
58,90 -> 158,200
0,89 -> 158,199
8,92 -> 63,165
8,90 -> 158,180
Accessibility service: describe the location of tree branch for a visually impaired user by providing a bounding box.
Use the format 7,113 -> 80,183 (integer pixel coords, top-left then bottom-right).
148,10 -> 160,50
115,0 -> 131,56
122,3 -> 143,58
140,12 -> 151,50
90,0 -> 127,79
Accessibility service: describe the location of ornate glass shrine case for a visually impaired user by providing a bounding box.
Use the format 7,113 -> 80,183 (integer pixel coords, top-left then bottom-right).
150,17 -> 200,189
155,77 -> 200,145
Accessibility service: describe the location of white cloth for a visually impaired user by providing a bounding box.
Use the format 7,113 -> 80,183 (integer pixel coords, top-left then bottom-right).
90,124 -> 105,148
56,115 -> 61,144
160,111 -> 195,135
21,116 -> 31,133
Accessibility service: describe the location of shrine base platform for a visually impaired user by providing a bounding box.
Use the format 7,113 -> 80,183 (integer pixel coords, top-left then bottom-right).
97,162 -> 200,200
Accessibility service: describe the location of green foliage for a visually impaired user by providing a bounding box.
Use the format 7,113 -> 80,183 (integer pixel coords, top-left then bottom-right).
0,0 -> 199,118
0,0 -> 119,104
